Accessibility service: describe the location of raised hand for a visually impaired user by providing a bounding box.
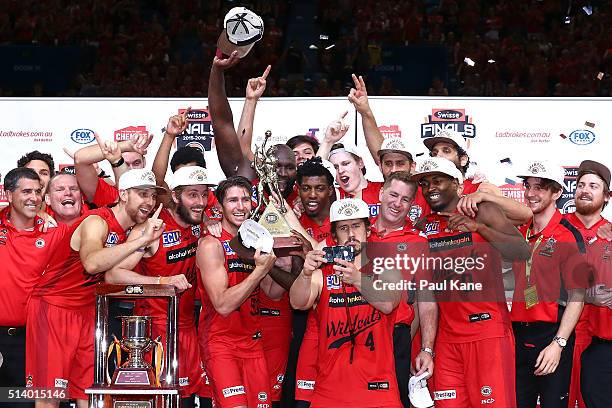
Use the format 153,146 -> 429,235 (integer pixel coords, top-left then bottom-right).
165,108 -> 190,137
324,111 -> 350,144
130,132 -> 153,156
212,50 -> 241,70
141,204 -> 165,243
94,132 -> 122,164
246,65 -> 271,100
347,74 -> 371,114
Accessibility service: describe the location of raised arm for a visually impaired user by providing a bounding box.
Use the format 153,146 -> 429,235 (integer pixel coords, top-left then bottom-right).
316,111 -> 350,160
152,110 -> 189,187
237,65 -> 271,163
348,74 -> 384,165
198,236 -> 276,316
208,51 -> 255,179
457,182 -> 533,226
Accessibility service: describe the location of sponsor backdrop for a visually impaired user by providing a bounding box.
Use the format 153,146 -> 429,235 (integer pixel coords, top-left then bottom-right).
0,97 -> 609,219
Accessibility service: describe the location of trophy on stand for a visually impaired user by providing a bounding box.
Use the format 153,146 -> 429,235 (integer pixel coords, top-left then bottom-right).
230,130 -> 301,258
87,284 -> 180,408
109,316 -> 163,387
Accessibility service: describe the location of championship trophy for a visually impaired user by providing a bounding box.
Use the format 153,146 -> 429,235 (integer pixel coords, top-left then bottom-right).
230,130 -> 301,258
109,316 -> 163,387
87,284 -> 180,408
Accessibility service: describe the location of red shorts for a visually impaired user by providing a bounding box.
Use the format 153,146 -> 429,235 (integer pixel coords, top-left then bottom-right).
262,325 -> 291,401
205,353 -> 271,408
153,324 -> 203,397
295,336 -> 318,401
25,298 -> 94,400
568,332 -> 591,408
433,335 -> 516,408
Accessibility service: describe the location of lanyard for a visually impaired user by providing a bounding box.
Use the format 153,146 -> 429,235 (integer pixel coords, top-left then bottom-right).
525,227 -> 544,286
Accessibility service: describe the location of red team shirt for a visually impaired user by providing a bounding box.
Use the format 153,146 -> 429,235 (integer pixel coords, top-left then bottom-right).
31,207 -> 128,309
423,212 -> 511,342
511,210 -> 588,323
299,213 -> 331,243
198,229 -> 262,359
0,209 -> 67,325
310,263 -> 401,407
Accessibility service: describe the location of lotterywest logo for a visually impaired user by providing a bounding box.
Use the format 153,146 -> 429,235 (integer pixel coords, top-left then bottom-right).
114,125 -> 149,142
70,129 -> 95,144
177,108 -> 214,152
379,125 -> 401,138
568,129 -> 595,145
421,108 -> 476,139
558,166 -> 578,214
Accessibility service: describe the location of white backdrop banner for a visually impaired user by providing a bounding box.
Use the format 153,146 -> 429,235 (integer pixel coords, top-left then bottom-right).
0,96 -> 610,218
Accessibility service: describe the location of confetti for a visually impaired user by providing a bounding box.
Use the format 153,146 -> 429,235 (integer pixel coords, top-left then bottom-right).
325,44 -> 335,50
597,72 -> 604,80
585,121 -> 595,128
415,152 -> 425,157
505,178 -> 517,185
582,6 -> 593,16
564,16 -> 571,24
308,44 -> 318,50
500,158 -> 512,164
464,57 -> 475,66
487,59 -> 496,64
559,134 -> 567,139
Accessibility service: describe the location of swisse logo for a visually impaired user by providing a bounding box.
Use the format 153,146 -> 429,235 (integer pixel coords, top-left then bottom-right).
70,129 -> 95,144
434,390 -> 457,400
568,130 -> 595,145
434,110 -> 463,120
186,110 -> 209,120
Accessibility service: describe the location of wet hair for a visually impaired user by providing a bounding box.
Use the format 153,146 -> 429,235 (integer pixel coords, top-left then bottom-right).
215,176 -> 252,203
330,143 -> 366,175
296,157 -> 334,186
382,171 -> 417,199
286,135 -> 320,153
170,147 -> 206,172
4,167 -> 40,192
17,150 -> 55,176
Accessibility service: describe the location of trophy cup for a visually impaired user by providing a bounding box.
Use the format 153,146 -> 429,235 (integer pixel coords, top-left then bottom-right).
109,316 -> 163,387
230,130 -> 301,258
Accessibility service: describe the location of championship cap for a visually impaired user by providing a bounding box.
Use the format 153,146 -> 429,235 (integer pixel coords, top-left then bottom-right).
517,160 -> 565,186
329,143 -> 361,160
119,169 -> 165,191
168,166 -> 213,190
408,372 -> 434,408
330,198 -> 370,222
411,157 -> 464,183
577,160 -> 610,188
217,7 -> 264,58
377,138 -> 414,161
423,129 -> 468,152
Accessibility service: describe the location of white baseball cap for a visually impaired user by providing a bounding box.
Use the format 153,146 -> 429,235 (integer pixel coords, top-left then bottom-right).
423,129 -> 468,152
169,166 -> 213,190
329,143 -> 362,160
217,7 -> 264,58
238,219 -> 274,253
119,169 -> 165,191
330,198 -> 370,222
377,138 -> 414,161
408,372 -> 434,408
412,157 -> 464,183
517,160 -> 565,186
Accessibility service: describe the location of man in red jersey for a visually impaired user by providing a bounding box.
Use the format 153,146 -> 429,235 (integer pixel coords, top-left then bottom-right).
0,168 -> 66,397
422,129 -> 532,225
197,176 -> 280,408
106,166 -> 210,406
413,157 -> 530,408
290,197 -> 402,408
564,160 -> 610,408
579,164 -> 612,408
370,171 -> 438,408
25,169 -> 180,408
512,160 -> 589,408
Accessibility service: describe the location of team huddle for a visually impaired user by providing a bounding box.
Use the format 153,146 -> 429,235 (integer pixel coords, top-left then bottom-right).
1,51 -> 611,408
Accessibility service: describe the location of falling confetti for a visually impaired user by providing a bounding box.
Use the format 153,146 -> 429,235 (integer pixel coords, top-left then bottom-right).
582,6 -> 593,15
597,72 -> 604,80
559,134 -> 567,139
505,178 -> 517,185
464,57 -> 475,66
488,59 -> 496,64
585,121 -> 595,128
500,158 -> 512,164
415,152 -> 425,157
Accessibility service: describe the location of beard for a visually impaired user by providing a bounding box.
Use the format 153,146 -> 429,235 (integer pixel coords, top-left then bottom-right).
575,195 -> 605,216
176,198 -> 203,225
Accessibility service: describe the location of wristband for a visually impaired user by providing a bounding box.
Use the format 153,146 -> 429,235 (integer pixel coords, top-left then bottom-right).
421,347 -> 435,358
110,157 -> 125,168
